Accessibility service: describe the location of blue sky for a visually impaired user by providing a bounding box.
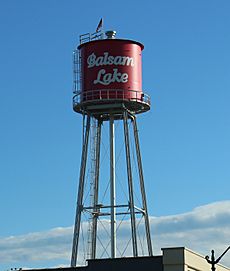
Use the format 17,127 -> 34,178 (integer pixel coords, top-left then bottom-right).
0,0 -> 230,269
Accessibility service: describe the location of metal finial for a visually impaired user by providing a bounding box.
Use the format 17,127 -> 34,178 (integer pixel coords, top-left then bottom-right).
205,247 -> 230,271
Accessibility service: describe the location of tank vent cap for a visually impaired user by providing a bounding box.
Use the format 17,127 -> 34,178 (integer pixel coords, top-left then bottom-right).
105,30 -> 116,39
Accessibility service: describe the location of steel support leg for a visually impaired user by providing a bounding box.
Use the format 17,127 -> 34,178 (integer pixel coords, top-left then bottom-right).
91,119 -> 102,259
123,110 -> 138,257
71,115 -> 91,267
132,117 -> 153,256
110,115 -> 116,258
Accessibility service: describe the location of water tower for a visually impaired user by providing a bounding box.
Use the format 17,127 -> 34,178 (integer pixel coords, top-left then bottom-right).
71,27 -> 153,267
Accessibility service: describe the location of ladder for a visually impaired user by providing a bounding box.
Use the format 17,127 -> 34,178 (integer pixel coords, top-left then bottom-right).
73,50 -> 81,94
87,117 -> 97,259
73,31 -> 103,95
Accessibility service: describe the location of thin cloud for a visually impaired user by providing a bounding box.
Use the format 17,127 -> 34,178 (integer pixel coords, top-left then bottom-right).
153,201 -> 230,233
0,201 -> 229,269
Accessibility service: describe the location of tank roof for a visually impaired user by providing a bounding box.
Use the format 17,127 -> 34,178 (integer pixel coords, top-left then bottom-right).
78,38 -> 144,50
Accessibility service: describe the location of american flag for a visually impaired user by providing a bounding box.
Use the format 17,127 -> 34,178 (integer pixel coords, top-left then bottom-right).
96,18 -> 103,32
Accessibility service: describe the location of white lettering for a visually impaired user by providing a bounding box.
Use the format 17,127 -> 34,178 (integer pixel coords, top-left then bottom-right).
103,52 -> 109,65
87,53 -> 96,68
114,56 -> 122,65
120,73 -> 128,83
87,52 -> 134,68
95,56 -> 104,66
108,55 -> 114,65
122,56 -> 134,66
94,68 -> 129,85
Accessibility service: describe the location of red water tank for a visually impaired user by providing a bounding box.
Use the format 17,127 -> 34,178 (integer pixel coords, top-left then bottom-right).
78,38 -> 144,102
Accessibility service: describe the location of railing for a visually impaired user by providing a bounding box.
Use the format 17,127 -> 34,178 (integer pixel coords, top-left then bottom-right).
79,31 -> 103,44
73,89 -> 151,107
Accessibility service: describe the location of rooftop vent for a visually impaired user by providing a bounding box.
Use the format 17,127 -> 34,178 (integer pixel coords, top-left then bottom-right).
105,30 -> 116,39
